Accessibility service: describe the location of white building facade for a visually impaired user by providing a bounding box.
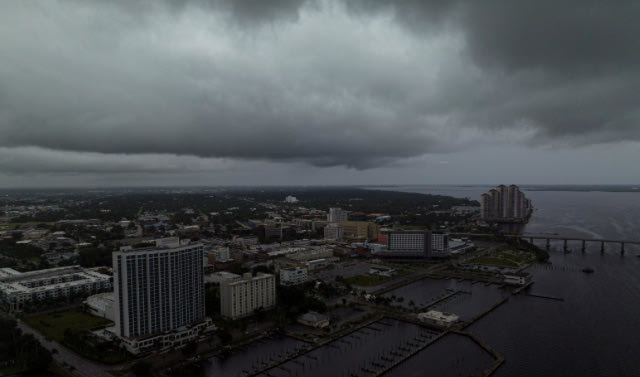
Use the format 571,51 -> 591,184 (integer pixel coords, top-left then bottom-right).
279,267 -> 308,286
327,208 -> 349,223
431,233 -> 450,256
378,231 -> 432,258
220,273 -> 276,319
112,238 -> 206,340
323,223 -> 344,241
0,266 -> 112,312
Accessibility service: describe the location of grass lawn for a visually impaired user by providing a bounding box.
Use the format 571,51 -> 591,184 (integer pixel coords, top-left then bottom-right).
25,309 -> 128,364
345,269 -> 410,287
468,251 -> 536,268
24,309 -> 112,342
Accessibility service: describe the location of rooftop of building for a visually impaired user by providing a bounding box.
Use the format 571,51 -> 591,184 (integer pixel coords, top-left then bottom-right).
221,272 -> 275,286
117,237 -> 202,253
0,266 -> 111,295
419,310 -> 459,322
298,311 -> 328,323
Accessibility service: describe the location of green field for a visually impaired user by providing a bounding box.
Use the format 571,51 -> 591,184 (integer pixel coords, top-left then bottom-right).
24,309 -> 112,342
25,309 -> 128,364
468,251 -> 535,268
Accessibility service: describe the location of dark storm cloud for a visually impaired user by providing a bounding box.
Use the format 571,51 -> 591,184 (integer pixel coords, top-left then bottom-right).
0,147 -> 237,175
0,0 -> 639,176
346,1 -> 640,72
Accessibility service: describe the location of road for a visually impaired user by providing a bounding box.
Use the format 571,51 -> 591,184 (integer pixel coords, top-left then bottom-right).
16,319 -> 122,377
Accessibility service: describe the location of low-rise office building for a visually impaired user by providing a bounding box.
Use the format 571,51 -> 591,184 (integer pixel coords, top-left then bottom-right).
503,272 -> 532,286
297,311 -> 329,328
279,266 -> 308,286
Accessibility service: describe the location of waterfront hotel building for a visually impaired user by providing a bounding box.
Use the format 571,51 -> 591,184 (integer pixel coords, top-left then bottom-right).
110,237 -> 213,354
376,230 -> 432,258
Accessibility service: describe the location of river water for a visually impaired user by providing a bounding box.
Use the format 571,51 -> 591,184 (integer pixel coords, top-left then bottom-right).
373,185 -> 640,376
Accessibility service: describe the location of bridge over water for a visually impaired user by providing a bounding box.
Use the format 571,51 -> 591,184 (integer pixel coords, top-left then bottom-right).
450,233 -> 640,255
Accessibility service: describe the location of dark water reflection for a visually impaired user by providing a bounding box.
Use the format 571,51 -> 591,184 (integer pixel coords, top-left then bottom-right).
382,278 -> 508,320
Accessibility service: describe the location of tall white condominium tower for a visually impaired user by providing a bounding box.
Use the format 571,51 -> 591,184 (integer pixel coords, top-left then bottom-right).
327,207 -> 349,223
113,238 -> 205,338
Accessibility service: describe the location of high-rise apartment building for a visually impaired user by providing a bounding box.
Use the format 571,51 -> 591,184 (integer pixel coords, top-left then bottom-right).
112,238 -> 206,339
220,272 -> 276,319
327,208 -> 349,223
480,184 -> 532,222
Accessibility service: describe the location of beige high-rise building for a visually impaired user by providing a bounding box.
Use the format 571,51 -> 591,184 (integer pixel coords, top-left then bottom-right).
220,273 -> 276,319
480,185 -> 532,221
341,221 -> 378,241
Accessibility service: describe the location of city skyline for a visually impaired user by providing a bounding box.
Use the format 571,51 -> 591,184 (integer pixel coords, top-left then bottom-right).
1,1 -> 640,187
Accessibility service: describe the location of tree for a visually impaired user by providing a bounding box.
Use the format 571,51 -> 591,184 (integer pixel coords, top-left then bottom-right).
218,329 -> 233,344
254,307 -> 267,322
181,341 -> 198,357
132,361 -> 153,377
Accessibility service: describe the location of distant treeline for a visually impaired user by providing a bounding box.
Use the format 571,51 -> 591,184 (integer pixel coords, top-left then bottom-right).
7,187 -> 478,222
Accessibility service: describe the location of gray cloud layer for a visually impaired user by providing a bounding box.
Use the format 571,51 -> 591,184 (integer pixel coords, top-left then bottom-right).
1,0 -> 638,175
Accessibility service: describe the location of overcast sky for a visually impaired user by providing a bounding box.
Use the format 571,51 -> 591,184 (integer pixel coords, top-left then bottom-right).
1,0 -> 639,187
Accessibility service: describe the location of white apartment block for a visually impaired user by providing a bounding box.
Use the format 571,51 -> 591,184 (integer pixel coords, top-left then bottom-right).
327,207 -> 349,223
323,223 -> 344,241
0,266 -> 112,312
220,273 -> 276,319
279,267 -> 308,286
112,238 -> 206,340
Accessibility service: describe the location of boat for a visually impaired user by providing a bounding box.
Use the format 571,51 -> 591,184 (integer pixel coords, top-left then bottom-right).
582,267 -> 595,273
